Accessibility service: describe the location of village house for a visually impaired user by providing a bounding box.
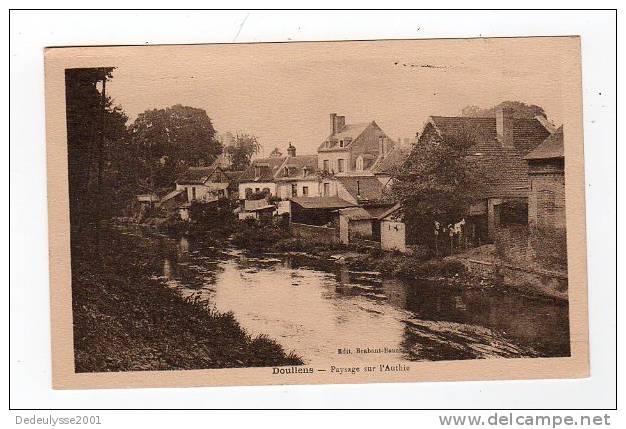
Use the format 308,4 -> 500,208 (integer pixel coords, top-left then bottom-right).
274,144 -> 320,199
416,106 -> 554,244
370,142 -> 413,187
235,115 -> 406,247
318,113 -> 395,177
175,160 -> 233,203
237,156 -> 286,199
171,159 -> 238,221
525,126 -> 565,230
330,143 -> 410,247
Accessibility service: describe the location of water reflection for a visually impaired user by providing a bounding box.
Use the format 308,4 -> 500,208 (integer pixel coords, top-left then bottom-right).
154,234 -> 570,364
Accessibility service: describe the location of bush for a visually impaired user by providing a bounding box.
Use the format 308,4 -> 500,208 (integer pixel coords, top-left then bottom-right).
410,244 -> 432,261
188,199 -> 237,235
231,219 -> 289,251
529,226 -> 567,270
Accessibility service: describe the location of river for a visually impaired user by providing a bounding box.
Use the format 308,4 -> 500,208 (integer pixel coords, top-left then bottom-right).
137,229 -> 570,365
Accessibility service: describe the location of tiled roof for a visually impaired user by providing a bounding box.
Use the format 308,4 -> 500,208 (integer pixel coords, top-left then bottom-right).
364,203 -> 399,220
275,155 -> 318,181
318,122 -> 370,151
225,170 -> 245,184
239,157 -> 287,181
371,145 -> 411,175
337,176 -> 390,203
159,188 -> 185,202
428,116 -> 552,199
525,126 -> 564,160
339,207 -> 373,221
176,166 -> 219,185
290,196 -> 355,209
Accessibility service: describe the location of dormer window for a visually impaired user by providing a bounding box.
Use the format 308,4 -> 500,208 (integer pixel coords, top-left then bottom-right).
356,156 -> 364,171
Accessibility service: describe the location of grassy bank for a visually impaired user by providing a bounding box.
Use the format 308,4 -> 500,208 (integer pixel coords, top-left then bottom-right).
71,225 -> 302,372
230,220 -> 468,283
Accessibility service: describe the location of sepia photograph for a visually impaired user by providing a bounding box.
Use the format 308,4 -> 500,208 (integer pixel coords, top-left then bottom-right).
44,36 -> 589,388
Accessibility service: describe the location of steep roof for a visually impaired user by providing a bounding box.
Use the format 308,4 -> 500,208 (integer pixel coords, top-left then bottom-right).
239,156 -> 287,182
225,169 -> 245,183
176,165 -> 221,185
159,188 -> 185,203
290,196 -> 355,209
525,126 -> 564,160
370,144 -> 412,175
318,122 -> 371,152
275,154 -> 319,181
337,176 -> 392,203
425,115 -> 552,198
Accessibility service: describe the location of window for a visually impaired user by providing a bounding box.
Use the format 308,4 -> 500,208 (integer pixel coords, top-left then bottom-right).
302,186 -> 309,196
338,159 -> 345,173
262,187 -> 270,196
323,159 -> 330,172
323,183 -> 330,196
500,200 -> 528,225
191,187 -> 196,200
218,190 -> 225,199
255,187 -> 260,193
245,188 -> 252,197
339,140 -> 344,148
291,183 -> 298,197
356,156 -> 364,171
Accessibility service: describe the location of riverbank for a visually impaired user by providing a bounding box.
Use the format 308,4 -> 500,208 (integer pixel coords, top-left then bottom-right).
229,222 -> 476,283
229,222 -> 567,301
138,216 -> 567,302
71,225 -> 302,372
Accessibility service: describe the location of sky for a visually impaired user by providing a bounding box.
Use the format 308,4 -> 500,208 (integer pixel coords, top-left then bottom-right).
105,38 -> 569,156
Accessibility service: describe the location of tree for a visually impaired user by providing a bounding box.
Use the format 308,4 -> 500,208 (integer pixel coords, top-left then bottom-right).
391,124 -> 486,252
65,68 -> 130,230
129,105 -> 221,188
224,132 -> 261,170
269,147 -> 283,158
461,101 -> 547,119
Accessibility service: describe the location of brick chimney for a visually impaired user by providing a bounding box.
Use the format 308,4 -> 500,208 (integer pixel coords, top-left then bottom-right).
496,106 -> 514,148
330,113 -> 345,135
287,143 -> 296,157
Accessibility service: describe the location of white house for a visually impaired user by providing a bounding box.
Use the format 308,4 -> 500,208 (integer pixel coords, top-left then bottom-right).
175,161 -> 233,203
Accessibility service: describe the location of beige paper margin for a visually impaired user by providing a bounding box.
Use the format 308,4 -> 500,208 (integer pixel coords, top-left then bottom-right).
44,37 -> 589,390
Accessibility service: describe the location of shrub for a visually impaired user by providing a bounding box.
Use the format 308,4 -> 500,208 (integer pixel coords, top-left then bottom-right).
529,226 -> 567,270
188,199 -> 237,235
231,220 -> 289,251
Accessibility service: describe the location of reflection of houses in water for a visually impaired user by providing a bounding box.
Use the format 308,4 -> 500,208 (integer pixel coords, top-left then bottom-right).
178,236 -> 190,255
163,259 -> 174,279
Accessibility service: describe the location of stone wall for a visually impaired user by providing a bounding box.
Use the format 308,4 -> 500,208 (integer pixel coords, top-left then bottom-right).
290,222 -> 338,243
455,257 -> 568,300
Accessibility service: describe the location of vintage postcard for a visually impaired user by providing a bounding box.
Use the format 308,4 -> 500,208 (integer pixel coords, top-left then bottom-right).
45,36 -> 589,389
